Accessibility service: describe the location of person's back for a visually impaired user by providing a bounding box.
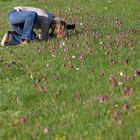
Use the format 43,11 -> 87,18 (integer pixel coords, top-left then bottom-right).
14,6 -> 54,19
14,6 -> 55,40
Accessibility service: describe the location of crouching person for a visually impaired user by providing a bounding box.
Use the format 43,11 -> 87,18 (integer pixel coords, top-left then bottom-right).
1,6 -> 75,47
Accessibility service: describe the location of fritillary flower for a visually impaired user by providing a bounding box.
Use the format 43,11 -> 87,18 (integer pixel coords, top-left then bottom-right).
99,95 -> 109,103
118,119 -> 124,126
109,75 -> 117,88
44,128 -> 50,135
123,103 -> 129,110
121,87 -> 133,96
113,111 -> 119,118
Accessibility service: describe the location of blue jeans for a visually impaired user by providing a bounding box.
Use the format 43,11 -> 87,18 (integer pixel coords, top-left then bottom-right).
8,9 -> 37,45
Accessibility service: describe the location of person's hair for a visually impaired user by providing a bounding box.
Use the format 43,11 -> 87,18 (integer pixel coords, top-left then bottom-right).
51,18 -> 67,38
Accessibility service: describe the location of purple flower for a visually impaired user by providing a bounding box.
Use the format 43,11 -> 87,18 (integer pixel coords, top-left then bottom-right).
112,117 -> 116,122
109,75 -> 117,88
118,120 -> 124,126
99,95 -> 109,102
114,111 -> 119,118
134,70 -> 140,76
121,87 -> 133,96
123,103 -> 129,110
44,128 -> 50,135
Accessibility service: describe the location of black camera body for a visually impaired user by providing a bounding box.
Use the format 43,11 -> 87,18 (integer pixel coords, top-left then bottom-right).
66,24 -> 75,30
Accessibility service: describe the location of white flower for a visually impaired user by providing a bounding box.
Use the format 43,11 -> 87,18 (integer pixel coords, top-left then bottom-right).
118,82 -> 123,86
72,55 -> 76,59
75,68 -> 80,71
99,42 -> 103,45
120,72 -> 123,76
46,64 -> 50,68
60,41 -> 65,48
62,41 -> 65,46
80,23 -> 83,26
52,54 -> 56,57
31,74 -> 33,79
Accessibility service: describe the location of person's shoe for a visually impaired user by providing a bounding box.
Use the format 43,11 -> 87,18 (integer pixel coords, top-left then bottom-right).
1,31 -> 10,46
20,39 -> 30,45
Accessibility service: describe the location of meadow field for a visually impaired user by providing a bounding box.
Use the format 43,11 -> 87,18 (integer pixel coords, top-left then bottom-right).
0,0 -> 140,140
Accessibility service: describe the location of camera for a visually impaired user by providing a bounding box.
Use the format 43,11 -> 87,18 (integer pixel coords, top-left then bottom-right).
66,24 -> 75,30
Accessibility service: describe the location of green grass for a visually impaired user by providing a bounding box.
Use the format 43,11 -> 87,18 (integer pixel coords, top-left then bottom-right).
0,0 -> 140,140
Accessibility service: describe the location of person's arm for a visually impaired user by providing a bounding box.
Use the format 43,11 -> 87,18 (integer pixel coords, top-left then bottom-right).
40,17 -> 50,40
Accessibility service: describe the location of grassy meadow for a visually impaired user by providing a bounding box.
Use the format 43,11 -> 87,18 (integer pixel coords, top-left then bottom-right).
0,0 -> 140,140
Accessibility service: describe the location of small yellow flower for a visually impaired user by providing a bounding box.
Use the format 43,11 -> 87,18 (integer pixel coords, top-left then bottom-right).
108,123 -> 111,127
133,106 -> 136,110
95,136 -> 102,140
133,105 -> 140,110
55,135 -> 66,140
61,136 -> 66,140
55,135 -> 59,140
107,110 -> 111,114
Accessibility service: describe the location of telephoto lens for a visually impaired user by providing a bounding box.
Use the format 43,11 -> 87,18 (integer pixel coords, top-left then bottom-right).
66,24 -> 75,30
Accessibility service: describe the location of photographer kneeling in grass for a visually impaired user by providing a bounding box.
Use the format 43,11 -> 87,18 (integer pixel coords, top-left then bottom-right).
1,6 -> 75,46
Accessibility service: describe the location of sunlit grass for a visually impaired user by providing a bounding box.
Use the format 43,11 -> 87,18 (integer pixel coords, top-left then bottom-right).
0,0 -> 140,140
